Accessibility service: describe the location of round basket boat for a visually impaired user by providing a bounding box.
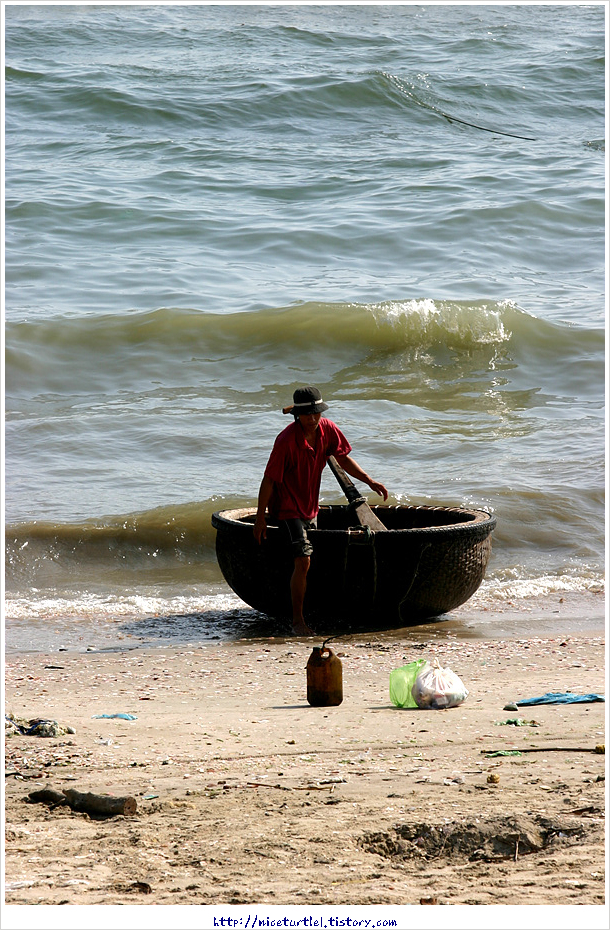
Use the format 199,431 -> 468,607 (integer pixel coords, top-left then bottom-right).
211,504 -> 496,633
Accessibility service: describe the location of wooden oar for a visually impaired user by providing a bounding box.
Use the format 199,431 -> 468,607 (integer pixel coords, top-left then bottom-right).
327,456 -> 387,532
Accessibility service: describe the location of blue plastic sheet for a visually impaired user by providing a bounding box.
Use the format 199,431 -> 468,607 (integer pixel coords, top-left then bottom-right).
516,692 -> 605,706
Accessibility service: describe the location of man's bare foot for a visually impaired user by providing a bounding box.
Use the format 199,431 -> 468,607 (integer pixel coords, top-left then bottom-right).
292,618 -> 314,635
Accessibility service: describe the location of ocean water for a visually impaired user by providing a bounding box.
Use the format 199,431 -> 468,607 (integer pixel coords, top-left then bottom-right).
4,3 -> 606,653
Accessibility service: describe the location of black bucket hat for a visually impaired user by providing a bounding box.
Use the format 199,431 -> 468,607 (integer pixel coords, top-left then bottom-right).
282,385 -> 329,416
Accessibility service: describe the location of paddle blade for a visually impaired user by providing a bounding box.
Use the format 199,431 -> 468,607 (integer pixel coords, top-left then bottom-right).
349,500 -> 387,532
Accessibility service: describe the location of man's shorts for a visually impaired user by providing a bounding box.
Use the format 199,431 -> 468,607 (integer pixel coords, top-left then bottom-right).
280,517 -> 318,559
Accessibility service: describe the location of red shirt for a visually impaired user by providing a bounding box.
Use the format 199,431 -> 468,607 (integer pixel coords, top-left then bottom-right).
264,418 -> 352,520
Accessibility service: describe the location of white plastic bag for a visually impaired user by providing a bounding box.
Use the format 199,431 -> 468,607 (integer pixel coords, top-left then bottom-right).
412,659 -> 469,709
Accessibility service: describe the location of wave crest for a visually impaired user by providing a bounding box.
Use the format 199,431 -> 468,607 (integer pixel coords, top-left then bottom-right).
369,298 -> 512,347
5,298 -> 521,355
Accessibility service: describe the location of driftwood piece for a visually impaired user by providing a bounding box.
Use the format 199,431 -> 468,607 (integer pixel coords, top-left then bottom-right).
27,788 -> 68,807
28,786 -> 137,817
63,788 -> 137,816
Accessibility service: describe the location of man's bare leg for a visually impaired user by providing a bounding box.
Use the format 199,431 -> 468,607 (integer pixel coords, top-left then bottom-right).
291,556 -> 314,635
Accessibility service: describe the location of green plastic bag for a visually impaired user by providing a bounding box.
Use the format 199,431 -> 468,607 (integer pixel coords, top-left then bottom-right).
389,659 -> 428,708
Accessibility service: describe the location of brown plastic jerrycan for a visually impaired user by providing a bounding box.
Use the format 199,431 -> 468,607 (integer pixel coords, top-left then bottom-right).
306,643 -> 343,706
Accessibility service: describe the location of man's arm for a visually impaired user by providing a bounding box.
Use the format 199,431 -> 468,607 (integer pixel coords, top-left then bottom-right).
334,454 -> 388,500
253,474 -> 275,543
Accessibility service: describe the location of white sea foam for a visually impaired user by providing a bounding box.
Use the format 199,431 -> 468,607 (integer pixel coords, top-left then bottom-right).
369,299 -> 513,346
4,590 -> 248,623
474,570 -> 605,602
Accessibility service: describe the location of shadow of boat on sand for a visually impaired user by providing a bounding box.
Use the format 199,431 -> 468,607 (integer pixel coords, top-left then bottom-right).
116,606 -> 291,646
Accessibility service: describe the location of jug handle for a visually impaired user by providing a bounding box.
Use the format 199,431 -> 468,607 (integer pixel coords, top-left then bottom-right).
321,636 -> 338,656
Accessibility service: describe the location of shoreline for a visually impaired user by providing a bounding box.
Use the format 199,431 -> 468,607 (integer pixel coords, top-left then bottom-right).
4,621 -> 607,917
4,589 -> 606,657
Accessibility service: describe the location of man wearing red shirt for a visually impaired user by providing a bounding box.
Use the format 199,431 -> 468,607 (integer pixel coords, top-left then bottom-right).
254,386 -> 388,634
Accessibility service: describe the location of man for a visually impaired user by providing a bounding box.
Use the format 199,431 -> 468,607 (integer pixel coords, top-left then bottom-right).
253,386 -> 388,634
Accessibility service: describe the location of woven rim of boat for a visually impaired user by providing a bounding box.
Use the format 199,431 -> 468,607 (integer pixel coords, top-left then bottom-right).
212,505 -> 496,536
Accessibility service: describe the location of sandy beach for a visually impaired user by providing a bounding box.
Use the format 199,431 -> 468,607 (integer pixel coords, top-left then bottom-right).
3,604 -> 607,926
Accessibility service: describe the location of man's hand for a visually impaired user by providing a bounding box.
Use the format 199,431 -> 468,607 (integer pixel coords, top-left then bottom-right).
334,455 -> 389,502
254,475 -> 274,544
368,479 -> 388,501
253,514 -> 267,544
